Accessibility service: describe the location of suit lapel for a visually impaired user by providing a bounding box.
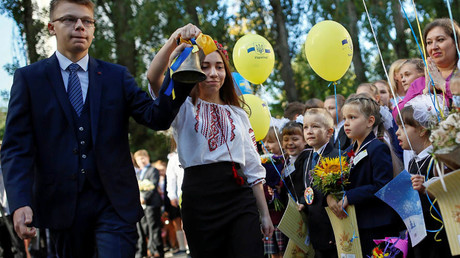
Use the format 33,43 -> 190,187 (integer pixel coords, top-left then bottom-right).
46,54 -> 76,129
88,57 -> 102,145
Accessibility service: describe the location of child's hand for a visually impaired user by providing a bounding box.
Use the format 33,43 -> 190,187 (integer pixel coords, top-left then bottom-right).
267,186 -> 274,196
327,195 -> 347,219
411,174 -> 426,192
297,204 -> 305,211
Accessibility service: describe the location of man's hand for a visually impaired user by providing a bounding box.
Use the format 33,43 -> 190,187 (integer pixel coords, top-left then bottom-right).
13,206 -> 36,239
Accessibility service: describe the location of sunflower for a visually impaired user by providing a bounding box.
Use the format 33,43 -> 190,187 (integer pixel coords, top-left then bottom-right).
311,156 -> 350,195
313,156 -> 348,176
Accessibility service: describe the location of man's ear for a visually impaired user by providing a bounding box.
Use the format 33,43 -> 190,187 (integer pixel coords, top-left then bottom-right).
48,22 -> 56,35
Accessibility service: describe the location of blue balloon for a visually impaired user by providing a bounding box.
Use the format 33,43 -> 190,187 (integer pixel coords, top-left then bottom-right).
232,72 -> 253,95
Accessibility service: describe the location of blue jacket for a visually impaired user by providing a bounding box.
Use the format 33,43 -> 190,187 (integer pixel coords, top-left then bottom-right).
1,54 -> 193,229
345,132 -> 399,229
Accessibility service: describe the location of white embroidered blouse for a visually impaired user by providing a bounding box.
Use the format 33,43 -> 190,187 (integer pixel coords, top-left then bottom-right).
171,97 -> 266,186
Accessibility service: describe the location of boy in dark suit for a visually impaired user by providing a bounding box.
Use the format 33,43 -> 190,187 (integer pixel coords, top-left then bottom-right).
324,94 -> 351,151
296,108 -> 339,258
134,150 -> 164,258
1,0 -> 199,256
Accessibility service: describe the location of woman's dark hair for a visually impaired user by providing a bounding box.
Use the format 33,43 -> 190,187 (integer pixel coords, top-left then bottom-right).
423,18 -> 460,61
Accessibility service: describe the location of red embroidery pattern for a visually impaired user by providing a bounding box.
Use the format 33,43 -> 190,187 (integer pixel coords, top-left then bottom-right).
194,101 -> 236,152
249,128 -> 257,148
194,103 -> 201,133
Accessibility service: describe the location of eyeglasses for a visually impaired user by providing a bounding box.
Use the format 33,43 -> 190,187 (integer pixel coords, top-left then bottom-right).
52,16 -> 96,28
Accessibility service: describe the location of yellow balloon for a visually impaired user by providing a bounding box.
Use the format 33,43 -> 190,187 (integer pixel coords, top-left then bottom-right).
241,94 -> 270,141
233,34 -> 275,84
305,20 -> 353,82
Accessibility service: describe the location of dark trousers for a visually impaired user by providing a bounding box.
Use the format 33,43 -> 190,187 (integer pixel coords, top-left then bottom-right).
411,230 -> 458,258
135,216 -> 148,258
49,182 -> 137,258
182,162 -> 264,258
144,206 -> 164,257
314,248 -> 338,258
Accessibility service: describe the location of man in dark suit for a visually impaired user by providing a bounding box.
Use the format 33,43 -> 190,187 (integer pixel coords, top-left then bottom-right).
134,150 -> 164,258
1,0 -> 199,256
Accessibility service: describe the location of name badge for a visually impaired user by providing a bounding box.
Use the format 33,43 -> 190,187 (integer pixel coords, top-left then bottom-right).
352,150 -> 368,166
284,163 -> 295,177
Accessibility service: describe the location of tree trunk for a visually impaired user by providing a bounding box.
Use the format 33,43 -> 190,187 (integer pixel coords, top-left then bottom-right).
22,0 -> 40,63
391,1 -> 409,59
184,1 -> 200,26
111,0 -> 137,76
347,0 -> 367,84
269,0 -> 298,102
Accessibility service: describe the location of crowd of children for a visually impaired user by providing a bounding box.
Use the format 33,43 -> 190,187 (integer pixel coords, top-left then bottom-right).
259,66 -> 460,257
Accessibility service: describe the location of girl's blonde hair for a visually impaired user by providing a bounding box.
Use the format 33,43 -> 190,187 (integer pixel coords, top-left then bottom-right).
344,94 -> 382,130
388,59 -> 407,96
264,126 -> 280,142
401,58 -> 424,75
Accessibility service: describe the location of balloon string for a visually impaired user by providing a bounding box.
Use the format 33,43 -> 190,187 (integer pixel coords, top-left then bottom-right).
445,0 -> 460,59
263,104 -> 300,203
410,0 -> 427,61
261,140 -> 296,202
398,0 -> 444,120
424,157 -> 444,241
328,82 -> 344,185
361,0 -> 422,175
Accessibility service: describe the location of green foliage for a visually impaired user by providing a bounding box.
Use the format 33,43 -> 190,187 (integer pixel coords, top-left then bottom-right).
2,0 -> 458,156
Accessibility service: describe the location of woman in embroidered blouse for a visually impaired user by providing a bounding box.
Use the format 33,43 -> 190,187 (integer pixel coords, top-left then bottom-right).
147,24 -> 274,258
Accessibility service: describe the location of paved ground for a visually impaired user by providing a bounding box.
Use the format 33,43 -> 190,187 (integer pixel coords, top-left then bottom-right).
164,249 -> 190,258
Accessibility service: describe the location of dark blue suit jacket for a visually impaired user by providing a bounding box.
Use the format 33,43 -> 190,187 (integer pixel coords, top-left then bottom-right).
1,54 -> 193,229
345,132 -> 399,229
300,141 -> 339,250
141,165 -> 162,208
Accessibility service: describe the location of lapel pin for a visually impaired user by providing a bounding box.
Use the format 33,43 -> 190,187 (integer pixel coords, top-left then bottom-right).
97,71 -> 102,75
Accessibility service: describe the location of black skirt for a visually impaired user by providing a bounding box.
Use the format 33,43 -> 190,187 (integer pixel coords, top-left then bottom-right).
181,162 -> 264,258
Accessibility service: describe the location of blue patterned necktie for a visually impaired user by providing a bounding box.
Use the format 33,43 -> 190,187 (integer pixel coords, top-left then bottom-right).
67,63 -> 84,116
311,152 -> 319,170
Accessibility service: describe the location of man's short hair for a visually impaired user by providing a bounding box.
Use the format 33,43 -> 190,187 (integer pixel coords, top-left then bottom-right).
284,102 -> 306,120
133,149 -> 149,159
50,0 -> 95,19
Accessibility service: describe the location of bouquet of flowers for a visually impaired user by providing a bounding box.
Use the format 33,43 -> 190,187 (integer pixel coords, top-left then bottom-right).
261,154 -> 284,187
368,236 -> 408,258
310,156 -> 350,200
261,154 -> 285,211
430,107 -> 460,170
138,179 -> 155,192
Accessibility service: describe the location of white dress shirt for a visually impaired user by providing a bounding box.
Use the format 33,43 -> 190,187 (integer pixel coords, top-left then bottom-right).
55,50 -> 89,102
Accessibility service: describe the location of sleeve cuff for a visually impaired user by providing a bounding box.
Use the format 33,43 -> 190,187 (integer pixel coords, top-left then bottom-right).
249,178 -> 265,187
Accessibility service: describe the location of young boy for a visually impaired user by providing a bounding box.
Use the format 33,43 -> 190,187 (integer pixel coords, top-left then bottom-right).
324,94 -> 351,150
298,108 -> 339,257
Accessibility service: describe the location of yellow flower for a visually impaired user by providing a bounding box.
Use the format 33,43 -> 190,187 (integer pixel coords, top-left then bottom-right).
313,156 -> 348,176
